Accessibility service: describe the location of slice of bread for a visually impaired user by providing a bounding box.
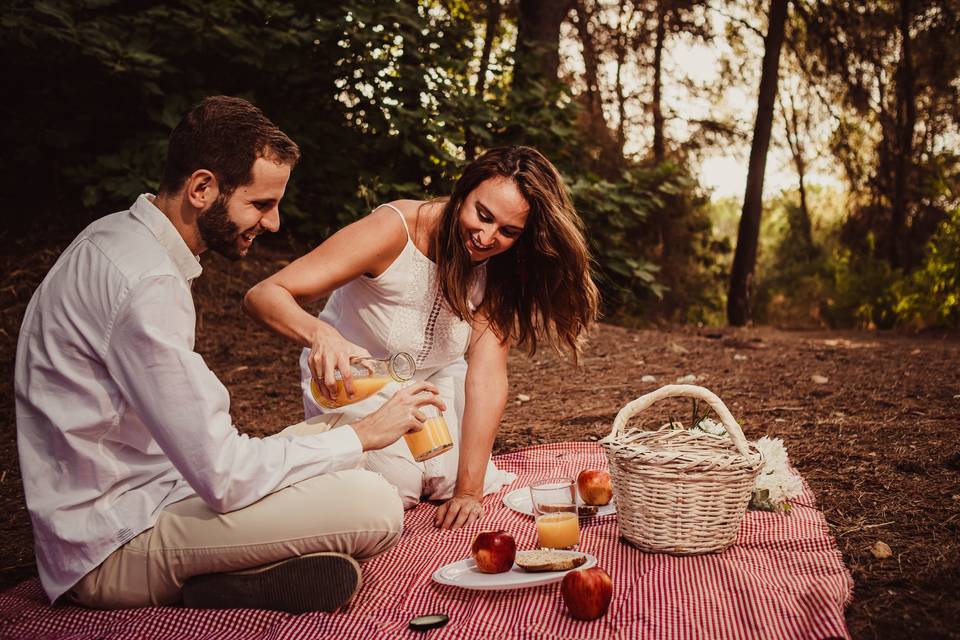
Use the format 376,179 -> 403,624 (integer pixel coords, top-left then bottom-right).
515,550 -> 587,572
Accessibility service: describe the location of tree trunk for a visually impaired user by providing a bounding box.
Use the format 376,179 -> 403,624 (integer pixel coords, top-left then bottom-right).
513,0 -> 573,95
574,0 -> 604,131
780,91 -> 813,248
614,0 -> 627,156
652,4 -> 667,162
466,0 -> 502,160
727,0 -> 789,326
890,0 -> 915,268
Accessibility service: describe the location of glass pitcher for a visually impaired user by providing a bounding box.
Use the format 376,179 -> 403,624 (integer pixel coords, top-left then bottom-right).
310,352 -> 416,408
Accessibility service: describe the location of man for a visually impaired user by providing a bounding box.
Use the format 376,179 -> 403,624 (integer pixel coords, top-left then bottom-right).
14,96 -> 443,613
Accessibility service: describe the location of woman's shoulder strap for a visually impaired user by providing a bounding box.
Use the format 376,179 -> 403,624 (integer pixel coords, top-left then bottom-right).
375,202 -> 411,240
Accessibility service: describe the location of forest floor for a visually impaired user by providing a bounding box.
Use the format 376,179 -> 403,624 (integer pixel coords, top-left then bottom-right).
1,238 -> 958,640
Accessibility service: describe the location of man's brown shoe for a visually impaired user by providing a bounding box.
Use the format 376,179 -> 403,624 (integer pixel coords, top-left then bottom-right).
182,552 -> 362,614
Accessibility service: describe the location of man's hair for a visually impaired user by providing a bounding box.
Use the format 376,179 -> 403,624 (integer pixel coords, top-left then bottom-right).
158,95 -> 300,197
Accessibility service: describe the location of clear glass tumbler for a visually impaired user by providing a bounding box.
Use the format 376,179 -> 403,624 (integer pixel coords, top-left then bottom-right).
530,478 -> 580,550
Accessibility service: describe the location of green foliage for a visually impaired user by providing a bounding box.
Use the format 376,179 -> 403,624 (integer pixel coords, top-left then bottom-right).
751,192 -> 828,327
0,0 -> 728,321
821,237 -> 901,329
893,208 -> 960,329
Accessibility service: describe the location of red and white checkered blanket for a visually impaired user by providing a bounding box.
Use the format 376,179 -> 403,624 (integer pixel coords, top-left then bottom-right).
0,442 -> 852,639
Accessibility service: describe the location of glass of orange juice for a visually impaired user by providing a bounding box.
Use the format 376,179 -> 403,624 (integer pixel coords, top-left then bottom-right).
530,479 -> 580,550
310,352 -> 415,408
403,405 -> 453,462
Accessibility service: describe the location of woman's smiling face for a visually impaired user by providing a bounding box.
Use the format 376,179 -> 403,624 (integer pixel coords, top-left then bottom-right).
458,177 -> 530,262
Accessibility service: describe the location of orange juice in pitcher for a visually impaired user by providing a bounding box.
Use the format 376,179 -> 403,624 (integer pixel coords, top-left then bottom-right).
310,352 -> 415,408
310,376 -> 392,408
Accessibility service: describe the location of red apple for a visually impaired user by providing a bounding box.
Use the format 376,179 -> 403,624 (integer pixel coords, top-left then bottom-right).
577,469 -> 613,506
561,567 -> 613,620
470,530 -> 516,574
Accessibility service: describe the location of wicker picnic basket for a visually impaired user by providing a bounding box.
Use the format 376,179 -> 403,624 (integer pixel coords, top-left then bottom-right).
599,384 -> 764,555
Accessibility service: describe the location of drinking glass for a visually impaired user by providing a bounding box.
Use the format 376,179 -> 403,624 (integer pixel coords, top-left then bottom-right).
404,404 -> 453,462
530,479 -> 580,550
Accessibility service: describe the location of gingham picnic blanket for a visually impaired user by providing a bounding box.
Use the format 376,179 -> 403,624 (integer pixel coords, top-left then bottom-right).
0,442 -> 852,640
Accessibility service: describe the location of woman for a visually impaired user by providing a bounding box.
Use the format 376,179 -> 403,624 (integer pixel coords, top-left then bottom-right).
244,146 -> 600,530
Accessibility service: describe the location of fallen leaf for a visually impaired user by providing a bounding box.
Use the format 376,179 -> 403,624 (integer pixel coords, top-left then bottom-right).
811,374 -> 829,384
641,375 -> 656,383
516,394 -> 530,403
871,541 -> 893,559
669,342 -> 689,354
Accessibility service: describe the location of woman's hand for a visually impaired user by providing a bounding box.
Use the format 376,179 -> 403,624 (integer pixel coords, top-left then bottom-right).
307,321 -> 372,402
434,493 -> 485,530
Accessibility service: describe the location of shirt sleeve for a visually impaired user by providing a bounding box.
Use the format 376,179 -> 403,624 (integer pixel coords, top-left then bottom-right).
102,274 -> 363,513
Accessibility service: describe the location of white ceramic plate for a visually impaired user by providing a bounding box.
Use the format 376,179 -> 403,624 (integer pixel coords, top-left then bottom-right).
431,551 -> 597,590
502,487 -> 617,518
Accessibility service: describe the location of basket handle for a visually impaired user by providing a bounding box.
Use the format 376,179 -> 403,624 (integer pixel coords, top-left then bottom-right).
609,384 -> 752,457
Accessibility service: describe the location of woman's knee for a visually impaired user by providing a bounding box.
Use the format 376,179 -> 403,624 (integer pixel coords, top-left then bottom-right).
363,452 -> 423,511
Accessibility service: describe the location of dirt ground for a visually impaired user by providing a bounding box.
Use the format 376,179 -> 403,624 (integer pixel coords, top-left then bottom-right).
1,238 -> 958,639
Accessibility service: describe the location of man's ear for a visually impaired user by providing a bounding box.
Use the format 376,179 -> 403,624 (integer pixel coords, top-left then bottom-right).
185,170 -> 218,211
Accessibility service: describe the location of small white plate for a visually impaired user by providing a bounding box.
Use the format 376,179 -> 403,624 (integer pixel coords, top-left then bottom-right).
432,551 -> 597,590
502,487 -> 617,518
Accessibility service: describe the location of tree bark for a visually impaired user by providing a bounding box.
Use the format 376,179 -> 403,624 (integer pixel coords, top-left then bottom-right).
466,0 -> 502,160
652,3 -> 667,162
513,0 -> 574,95
614,0 -> 627,156
890,0 -> 915,268
573,0 -> 604,131
780,91 -> 813,248
727,0 -> 789,326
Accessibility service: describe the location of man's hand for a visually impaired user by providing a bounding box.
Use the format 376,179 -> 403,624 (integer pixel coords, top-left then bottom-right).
434,494 -> 484,530
350,382 -> 445,451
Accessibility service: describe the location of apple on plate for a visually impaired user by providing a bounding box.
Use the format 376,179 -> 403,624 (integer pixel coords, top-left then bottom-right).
561,567 -> 613,620
470,530 -> 516,574
576,469 -> 613,506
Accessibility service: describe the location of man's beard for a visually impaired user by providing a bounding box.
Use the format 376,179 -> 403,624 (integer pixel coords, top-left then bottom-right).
197,195 -> 245,261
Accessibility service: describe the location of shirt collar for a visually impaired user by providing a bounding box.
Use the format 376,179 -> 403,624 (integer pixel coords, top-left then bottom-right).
130,194 -> 203,283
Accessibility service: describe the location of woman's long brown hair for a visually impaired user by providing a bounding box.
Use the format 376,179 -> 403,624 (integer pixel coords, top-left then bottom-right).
431,146 -> 600,361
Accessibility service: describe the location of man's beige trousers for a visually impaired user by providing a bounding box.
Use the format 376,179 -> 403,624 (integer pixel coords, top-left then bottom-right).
69,416 -> 403,608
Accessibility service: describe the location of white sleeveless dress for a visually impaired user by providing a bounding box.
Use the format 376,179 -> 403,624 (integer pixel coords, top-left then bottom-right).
299,204 -> 516,505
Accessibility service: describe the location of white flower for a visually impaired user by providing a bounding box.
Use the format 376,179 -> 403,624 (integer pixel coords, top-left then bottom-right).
751,436 -> 804,509
691,417 -> 727,436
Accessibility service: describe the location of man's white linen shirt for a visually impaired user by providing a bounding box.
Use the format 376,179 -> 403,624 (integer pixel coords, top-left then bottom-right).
15,194 -> 363,602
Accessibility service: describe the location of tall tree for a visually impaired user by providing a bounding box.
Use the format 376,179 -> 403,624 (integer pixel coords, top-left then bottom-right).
793,0 -> 960,270
572,0 -> 621,172
889,0 -> 916,268
728,0 -> 790,326
629,0 -> 712,162
512,0 -> 574,94
778,88 -> 814,248
650,2 -> 667,162
466,0 -> 503,160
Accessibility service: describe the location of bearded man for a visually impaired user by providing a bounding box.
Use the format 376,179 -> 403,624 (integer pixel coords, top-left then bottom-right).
14,96 -> 442,613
